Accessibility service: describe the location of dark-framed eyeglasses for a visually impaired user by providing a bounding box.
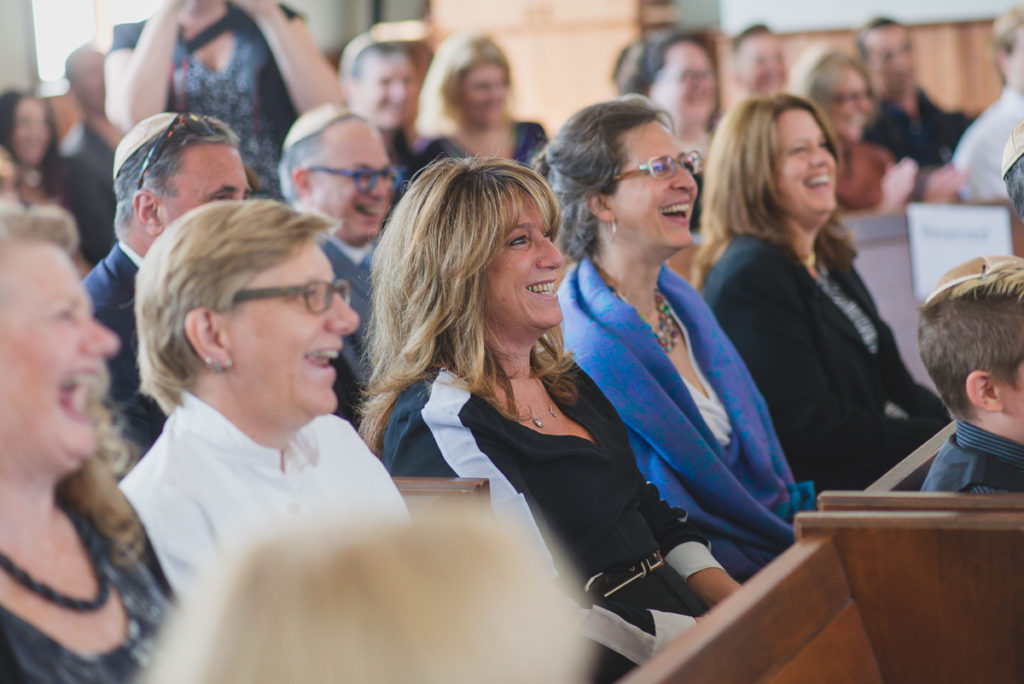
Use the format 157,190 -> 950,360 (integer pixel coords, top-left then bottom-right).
305,165 -> 400,192
831,90 -> 872,107
232,279 -> 352,314
614,150 -> 702,182
137,113 -> 218,190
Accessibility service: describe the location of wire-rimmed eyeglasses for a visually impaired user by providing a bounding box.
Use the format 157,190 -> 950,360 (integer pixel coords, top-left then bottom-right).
137,113 -> 218,190
614,150 -> 702,182
232,279 -> 352,314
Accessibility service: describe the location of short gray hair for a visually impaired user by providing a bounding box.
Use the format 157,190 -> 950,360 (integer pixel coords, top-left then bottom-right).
1006,155 -> 1024,222
113,115 -> 238,239
277,111 -> 361,204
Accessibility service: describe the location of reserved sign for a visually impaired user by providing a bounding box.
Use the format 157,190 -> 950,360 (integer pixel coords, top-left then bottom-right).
906,203 -> 1013,301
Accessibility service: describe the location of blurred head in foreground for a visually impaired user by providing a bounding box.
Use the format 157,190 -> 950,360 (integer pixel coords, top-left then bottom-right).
146,510 -> 591,684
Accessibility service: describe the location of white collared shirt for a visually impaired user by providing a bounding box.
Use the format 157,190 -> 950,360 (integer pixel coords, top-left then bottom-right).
332,236 -> 373,268
117,240 -> 144,269
120,394 -> 407,594
953,86 -> 1024,201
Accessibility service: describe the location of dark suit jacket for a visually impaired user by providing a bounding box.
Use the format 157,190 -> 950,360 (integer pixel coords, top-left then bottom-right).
82,245 -> 166,451
321,238 -> 371,424
62,125 -> 116,266
702,236 -> 947,490
863,88 -> 970,167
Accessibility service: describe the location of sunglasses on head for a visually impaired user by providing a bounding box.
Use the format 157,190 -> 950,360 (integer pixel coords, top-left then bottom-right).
137,113 -> 219,190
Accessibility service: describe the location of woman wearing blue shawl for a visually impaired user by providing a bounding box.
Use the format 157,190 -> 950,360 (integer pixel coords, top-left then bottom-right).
535,95 -> 813,580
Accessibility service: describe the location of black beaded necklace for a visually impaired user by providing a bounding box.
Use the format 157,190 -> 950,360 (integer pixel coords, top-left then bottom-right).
0,506 -> 110,612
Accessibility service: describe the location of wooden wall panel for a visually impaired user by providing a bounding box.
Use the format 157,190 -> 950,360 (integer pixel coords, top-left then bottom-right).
715,19 -> 1001,117
429,0 -> 1004,140
497,26 -> 636,133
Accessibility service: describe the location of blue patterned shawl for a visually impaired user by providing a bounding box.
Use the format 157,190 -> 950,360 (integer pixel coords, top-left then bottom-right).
558,258 -> 813,580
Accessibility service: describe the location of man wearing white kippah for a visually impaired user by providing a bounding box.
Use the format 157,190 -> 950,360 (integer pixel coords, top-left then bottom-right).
278,105 -> 395,423
83,112 -> 248,451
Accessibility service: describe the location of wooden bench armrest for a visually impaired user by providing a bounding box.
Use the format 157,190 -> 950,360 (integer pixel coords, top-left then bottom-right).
864,420 -> 955,493
392,477 -> 490,504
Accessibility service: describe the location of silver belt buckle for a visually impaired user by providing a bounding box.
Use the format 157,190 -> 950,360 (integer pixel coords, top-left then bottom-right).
584,552 -> 664,598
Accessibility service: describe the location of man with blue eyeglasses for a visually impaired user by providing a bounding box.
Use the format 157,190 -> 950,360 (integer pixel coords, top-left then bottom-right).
279,104 -> 397,423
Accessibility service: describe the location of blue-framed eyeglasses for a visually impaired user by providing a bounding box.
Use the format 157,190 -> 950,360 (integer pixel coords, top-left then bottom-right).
232,279 -> 352,314
614,150 -> 703,182
305,165 -> 400,192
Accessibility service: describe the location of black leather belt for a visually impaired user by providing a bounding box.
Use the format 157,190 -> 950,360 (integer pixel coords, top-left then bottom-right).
584,550 -> 665,598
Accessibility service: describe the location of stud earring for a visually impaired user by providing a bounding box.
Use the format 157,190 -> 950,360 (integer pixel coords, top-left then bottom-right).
204,356 -> 233,373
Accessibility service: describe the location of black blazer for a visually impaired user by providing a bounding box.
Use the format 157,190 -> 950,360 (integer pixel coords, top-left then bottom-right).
321,239 -> 371,425
82,245 -> 166,451
702,236 -> 947,490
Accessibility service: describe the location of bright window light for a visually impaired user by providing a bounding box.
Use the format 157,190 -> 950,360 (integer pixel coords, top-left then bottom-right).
32,0 -> 163,84
31,0 -> 95,82
107,0 -> 163,24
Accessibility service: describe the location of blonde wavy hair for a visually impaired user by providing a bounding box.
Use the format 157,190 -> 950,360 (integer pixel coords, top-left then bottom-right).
693,92 -> 854,289
145,510 -> 590,684
0,216 -> 142,565
360,157 -> 577,455
416,33 -> 512,138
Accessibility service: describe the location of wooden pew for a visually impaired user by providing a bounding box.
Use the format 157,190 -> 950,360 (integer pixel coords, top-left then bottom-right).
392,477 -> 490,513
619,511 -> 1024,684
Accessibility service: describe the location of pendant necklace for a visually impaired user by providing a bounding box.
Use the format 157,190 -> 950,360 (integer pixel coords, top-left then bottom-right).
527,404 -> 558,428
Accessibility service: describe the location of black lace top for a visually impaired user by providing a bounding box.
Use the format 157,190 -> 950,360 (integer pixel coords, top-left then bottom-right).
0,510 -> 168,684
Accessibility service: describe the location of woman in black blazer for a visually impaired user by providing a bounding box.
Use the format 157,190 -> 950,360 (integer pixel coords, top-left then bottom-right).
693,93 -> 947,491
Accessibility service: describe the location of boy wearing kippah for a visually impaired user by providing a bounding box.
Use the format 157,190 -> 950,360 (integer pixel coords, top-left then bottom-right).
918,255 -> 1024,492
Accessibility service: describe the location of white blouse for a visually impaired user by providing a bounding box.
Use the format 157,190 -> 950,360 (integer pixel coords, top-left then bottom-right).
121,393 -> 408,594
674,314 -> 733,447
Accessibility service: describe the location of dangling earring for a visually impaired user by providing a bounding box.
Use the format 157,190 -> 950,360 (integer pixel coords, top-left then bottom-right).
605,220 -> 617,246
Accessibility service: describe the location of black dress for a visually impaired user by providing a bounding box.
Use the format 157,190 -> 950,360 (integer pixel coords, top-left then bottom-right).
383,366 -> 715,678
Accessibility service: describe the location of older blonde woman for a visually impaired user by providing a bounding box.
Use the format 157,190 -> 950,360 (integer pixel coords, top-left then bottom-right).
362,157 -> 738,684
121,200 -> 406,594
417,34 -> 545,165
145,512 -> 590,684
695,94 -> 948,491
0,207 -> 169,683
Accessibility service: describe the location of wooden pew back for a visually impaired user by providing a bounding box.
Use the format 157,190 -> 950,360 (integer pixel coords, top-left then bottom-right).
621,511 -> 1024,684
619,537 -> 882,684
392,477 -> 490,513
798,512 -> 1024,683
